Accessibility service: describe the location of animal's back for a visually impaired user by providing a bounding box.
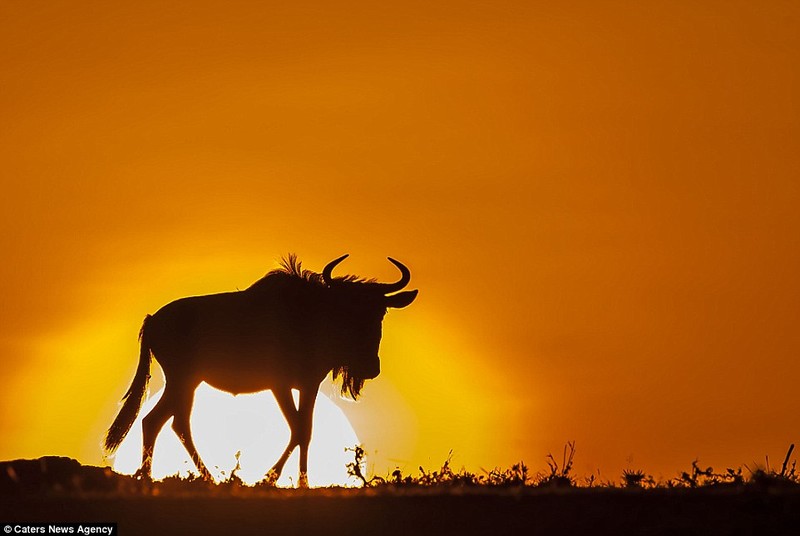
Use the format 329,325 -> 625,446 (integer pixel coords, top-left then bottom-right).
145,285 -> 322,390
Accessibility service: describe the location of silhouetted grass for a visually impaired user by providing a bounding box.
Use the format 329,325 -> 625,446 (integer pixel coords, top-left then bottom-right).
4,446 -> 799,536
1,443 -> 798,496
346,441 -> 798,492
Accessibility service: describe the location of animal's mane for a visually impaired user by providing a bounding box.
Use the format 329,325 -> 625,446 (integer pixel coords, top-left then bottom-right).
247,253 -> 375,290
246,254 -> 374,291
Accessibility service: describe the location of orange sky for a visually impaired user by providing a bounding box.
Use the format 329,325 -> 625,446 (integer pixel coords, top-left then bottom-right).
1,1 -> 799,482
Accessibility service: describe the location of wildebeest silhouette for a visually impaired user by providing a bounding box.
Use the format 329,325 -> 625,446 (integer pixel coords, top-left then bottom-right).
104,254 -> 418,486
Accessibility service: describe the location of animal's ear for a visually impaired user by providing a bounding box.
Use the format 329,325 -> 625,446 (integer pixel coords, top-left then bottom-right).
385,289 -> 418,309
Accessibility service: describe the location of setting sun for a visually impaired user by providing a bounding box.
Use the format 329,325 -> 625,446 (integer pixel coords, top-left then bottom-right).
111,384 -> 360,487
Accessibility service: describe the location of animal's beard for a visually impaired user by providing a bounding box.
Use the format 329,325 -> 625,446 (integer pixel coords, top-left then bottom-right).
333,366 -> 365,399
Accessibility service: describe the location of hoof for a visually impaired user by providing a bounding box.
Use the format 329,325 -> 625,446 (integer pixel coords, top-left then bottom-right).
297,472 -> 309,489
261,469 -> 280,486
197,467 -> 214,481
133,467 -> 152,481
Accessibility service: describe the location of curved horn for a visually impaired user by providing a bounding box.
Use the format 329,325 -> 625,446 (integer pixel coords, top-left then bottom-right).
378,257 -> 411,294
322,254 -> 349,285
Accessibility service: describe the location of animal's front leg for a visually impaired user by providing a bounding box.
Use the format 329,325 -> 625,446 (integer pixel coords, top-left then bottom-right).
265,388 -> 299,484
296,387 -> 318,488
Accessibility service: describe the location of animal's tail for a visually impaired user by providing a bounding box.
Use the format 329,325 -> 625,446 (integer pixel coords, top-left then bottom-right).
104,314 -> 153,453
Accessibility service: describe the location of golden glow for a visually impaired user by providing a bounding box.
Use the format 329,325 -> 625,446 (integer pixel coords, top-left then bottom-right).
2,2 -> 800,481
112,385 -> 360,487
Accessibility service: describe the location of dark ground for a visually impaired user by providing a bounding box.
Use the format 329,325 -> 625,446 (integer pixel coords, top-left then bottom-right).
2,457 -> 799,536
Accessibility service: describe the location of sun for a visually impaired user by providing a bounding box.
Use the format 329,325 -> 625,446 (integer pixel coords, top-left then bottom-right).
111,382 -> 361,487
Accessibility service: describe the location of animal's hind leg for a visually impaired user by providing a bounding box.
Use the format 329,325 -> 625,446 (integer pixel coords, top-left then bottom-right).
170,384 -> 212,480
136,389 -> 177,479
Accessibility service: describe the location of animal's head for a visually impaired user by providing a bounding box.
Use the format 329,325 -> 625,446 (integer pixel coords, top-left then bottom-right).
322,254 -> 418,398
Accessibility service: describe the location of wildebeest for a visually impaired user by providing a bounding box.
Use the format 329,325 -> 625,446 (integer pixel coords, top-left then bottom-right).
104,254 -> 417,487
